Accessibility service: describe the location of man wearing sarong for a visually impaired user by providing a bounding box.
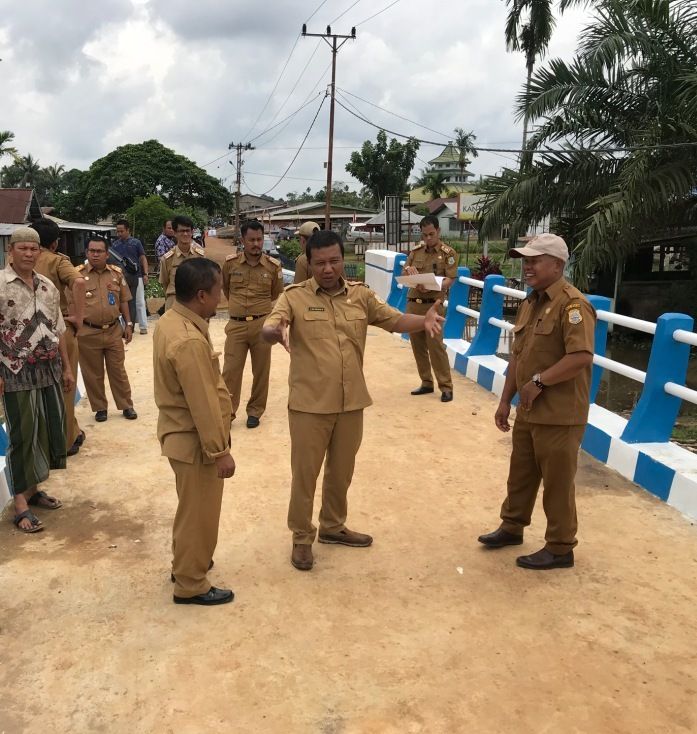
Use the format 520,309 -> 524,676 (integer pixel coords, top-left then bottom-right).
0,227 -> 75,533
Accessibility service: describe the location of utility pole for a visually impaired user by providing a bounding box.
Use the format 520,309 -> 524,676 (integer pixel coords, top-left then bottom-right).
302,24 -> 356,231
228,141 -> 254,240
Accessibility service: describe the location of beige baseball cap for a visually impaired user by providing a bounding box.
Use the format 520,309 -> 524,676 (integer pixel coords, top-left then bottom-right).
10,227 -> 40,245
295,221 -> 320,237
508,233 -> 569,262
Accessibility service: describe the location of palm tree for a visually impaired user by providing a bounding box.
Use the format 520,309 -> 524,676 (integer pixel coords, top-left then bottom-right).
16,154 -> 41,188
0,131 -> 18,187
453,128 -> 478,183
505,0 -> 583,155
44,163 -> 65,189
423,173 -> 449,201
480,0 -> 697,283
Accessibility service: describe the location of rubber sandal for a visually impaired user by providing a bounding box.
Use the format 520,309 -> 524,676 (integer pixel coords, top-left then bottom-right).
27,490 -> 63,510
13,510 -> 44,533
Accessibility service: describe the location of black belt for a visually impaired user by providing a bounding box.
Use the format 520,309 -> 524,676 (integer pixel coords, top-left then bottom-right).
84,319 -> 119,330
408,298 -> 437,304
229,314 -> 268,322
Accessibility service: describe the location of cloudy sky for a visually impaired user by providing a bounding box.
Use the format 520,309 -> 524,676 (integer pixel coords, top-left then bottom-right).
0,0 -> 592,200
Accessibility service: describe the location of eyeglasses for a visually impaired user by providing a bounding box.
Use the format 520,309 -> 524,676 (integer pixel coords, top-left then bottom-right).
87,249 -> 107,254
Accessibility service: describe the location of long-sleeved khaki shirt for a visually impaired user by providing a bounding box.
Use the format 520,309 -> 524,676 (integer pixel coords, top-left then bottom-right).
153,302 -> 232,463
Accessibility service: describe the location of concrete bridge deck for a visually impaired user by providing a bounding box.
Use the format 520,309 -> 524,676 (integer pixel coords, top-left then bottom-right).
1,322 -> 697,734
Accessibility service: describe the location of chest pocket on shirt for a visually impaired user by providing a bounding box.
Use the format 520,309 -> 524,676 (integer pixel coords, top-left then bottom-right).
343,306 -> 367,340
251,271 -> 272,294
512,323 -> 526,356
303,310 -> 332,339
532,318 -> 559,352
412,256 -> 426,271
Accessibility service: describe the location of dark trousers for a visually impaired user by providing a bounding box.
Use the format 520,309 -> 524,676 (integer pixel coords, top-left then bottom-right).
123,271 -> 138,323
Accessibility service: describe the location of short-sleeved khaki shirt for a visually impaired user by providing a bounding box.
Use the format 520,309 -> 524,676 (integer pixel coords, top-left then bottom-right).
266,277 -> 403,413
158,245 -> 206,297
222,251 -> 283,317
77,263 -> 132,325
512,277 -> 596,425
293,252 -> 310,284
153,302 -> 232,464
404,241 -> 458,298
35,248 -> 82,315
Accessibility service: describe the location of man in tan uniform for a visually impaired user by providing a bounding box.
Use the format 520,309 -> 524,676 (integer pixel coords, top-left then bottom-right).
158,214 -> 206,310
154,257 -> 235,606
30,218 -> 87,455
478,234 -> 595,570
293,220 -> 320,283
264,230 -> 445,571
222,219 -> 283,429
403,214 -> 458,402
76,236 -> 137,422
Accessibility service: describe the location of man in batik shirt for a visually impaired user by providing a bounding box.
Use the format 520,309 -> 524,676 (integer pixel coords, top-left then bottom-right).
0,228 -> 74,533
155,219 -> 177,259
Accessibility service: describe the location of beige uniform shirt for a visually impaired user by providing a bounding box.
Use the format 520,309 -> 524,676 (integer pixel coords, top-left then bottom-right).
404,241 -> 458,299
293,253 -> 310,284
222,252 -> 284,317
266,277 -> 403,414
77,263 -> 132,325
513,277 -> 596,425
35,248 -> 82,316
153,302 -> 232,463
158,244 -> 206,298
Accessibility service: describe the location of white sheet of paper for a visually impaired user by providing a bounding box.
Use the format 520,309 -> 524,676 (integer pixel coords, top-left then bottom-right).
396,273 -> 444,290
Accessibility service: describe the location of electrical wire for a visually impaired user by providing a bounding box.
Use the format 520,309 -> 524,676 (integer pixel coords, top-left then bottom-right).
260,95 -> 328,196
354,0 -> 402,27
330,0 -> 363,24
335,99 -> 697,154
305,0 -> 331,23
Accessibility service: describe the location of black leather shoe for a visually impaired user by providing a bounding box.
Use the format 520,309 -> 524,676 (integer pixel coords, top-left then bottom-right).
173,586 -> 234,605
246,416 -> 260,429
95,410 -> 108,422
66,439 -> 80,456
411,386 -> 434,395
478,528 -> 524,548
75,430 -> 86,446
123,408 -> 138,420
441,391 -> 453,402
516,548 -> 574,570
171,559 -> 214,583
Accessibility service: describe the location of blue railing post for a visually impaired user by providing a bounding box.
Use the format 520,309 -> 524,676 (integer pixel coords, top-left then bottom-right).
386,253 -> 407,311
0,422 -> 7,456
443,266 -> 471,339
621,312 -> 694,443
587,295 -> 612,403
466,274 -> 506,357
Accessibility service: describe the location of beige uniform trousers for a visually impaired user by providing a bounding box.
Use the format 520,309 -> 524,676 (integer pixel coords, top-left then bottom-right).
499,418 -> 585,554
169,457 -> 224,598
63,325 -> 81,446
406,301 -> 452,391
78,323 -> 133,412
288,409 -> 363,545
222,318 -> 272,419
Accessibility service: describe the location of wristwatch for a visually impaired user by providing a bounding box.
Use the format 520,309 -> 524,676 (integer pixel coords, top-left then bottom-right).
532,373 -> 545,389
126,322 -> 134,327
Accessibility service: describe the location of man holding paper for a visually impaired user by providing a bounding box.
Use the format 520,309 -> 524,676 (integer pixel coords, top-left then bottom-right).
402,215 -> 458,402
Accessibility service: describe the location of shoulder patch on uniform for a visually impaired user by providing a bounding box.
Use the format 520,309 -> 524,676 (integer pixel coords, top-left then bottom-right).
567,308 -> 583,325
267,256 -> 281,266
348,280 -> 369,287
107,264 -> 122,273
163,249 -> 175,259
564,302 -> 581,312
76,263 -> 86,271
225,253 -> 237,261
447,256 -> 456,265
285,283 -> 304,290
193,245 -> 206,256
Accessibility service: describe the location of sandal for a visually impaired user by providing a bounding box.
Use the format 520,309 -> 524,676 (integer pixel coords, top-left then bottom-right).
27,490 -> 63,510
13,510 -> 44,534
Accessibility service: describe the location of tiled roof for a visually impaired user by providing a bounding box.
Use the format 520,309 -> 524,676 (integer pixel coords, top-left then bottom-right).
0,188 -> 35,224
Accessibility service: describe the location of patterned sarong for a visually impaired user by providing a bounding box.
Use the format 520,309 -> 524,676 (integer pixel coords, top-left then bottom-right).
2,382 -> 66,495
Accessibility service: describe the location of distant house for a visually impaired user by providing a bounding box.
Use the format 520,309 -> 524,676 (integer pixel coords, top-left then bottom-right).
238,194 -> 285,214
0,188 -> 113,267
240,201 -> 378,232
427,142 -> 474,186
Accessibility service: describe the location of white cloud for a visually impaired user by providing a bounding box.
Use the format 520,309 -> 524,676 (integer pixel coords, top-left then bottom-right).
0,0 -> 593,199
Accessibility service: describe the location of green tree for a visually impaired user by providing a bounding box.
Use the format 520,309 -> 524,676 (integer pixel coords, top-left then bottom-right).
82,139 -> 233,219
345,130 -> 420,206
453,128 -> 478,179
480,0 -> 697,283
125,195 -> 174,246
52,168 -> 90,221
422,172 -> 449,201
0,131 -> 18,185
285,187 -> 314,205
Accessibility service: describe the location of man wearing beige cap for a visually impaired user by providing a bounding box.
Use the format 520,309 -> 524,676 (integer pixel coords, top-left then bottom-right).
478,233 -> 596,570
293,221 -> 320,283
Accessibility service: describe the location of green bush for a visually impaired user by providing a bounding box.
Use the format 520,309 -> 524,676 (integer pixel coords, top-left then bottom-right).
145,279 -> 165,298
279,238 -> 302,259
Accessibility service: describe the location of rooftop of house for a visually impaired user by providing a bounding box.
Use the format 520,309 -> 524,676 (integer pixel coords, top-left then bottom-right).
0,188 -> 42,224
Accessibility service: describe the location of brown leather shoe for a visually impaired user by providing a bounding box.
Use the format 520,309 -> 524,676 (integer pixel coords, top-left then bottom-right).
477,528 -> 524,548
318,528 -> 373,547
516,547 -> 574,570
291,543 -> 314,571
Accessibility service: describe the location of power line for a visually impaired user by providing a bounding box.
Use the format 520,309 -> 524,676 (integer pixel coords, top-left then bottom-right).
305,0 -> 331,23
337,87 -> 451,139
249,90 -> 326,144
330,0 -> 363,24
245,170 -> 329,183
261,95 -> 328,196
335,99 -> 697,154
241,34 -> 301,140
355,0 -> 402,27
